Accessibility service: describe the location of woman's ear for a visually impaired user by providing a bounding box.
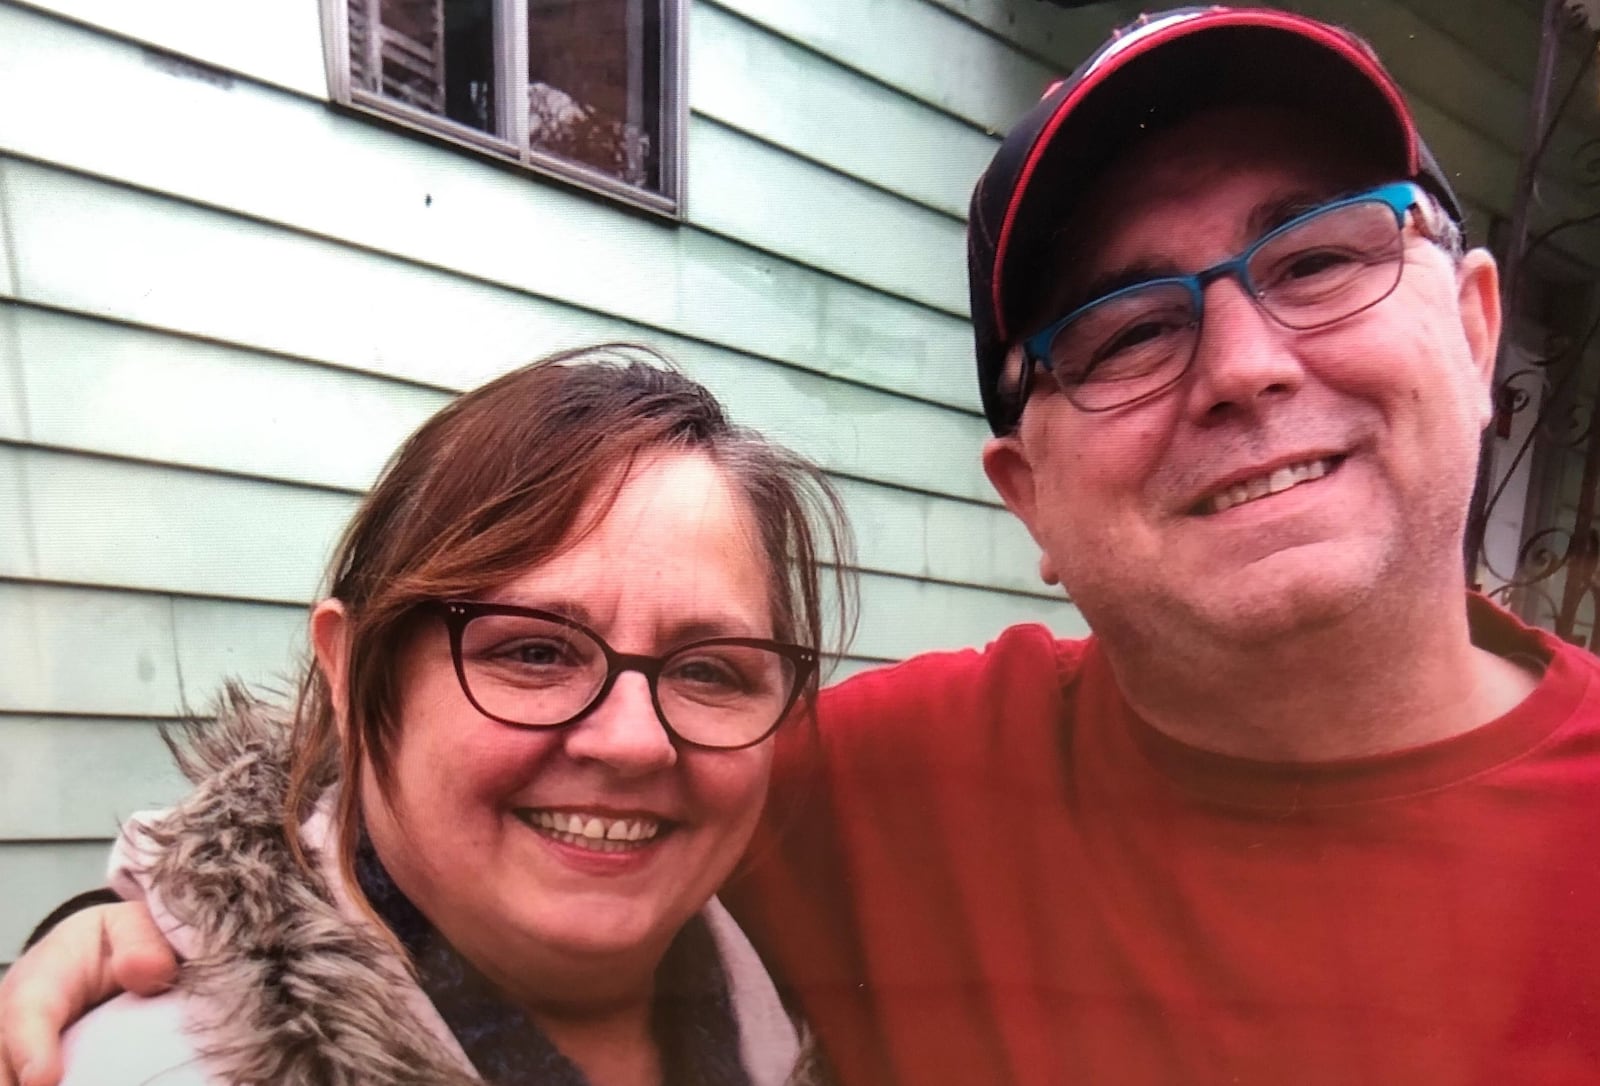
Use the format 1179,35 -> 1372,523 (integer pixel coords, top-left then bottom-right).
310,599 -> 351,737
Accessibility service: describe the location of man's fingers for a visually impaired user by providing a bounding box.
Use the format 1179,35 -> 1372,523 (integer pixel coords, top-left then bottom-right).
8,1013 -> 65,1086
1,979 -> 71,1086
0,903 -> 172,1086
0,1029 -> 18,1086
0,916 -> 106,1086
102,904 -> 178,997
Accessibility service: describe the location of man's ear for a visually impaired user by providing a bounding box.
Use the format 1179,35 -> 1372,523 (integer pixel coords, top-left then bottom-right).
982,433 -> 1061,586
310,599 -> 351,737
1457,249 -> 1503,425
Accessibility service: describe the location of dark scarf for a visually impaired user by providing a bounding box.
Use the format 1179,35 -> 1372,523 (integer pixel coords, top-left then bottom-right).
355,838 -> 753,1086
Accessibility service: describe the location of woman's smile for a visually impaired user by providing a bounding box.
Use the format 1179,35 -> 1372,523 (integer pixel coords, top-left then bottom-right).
517,808 -> 669,851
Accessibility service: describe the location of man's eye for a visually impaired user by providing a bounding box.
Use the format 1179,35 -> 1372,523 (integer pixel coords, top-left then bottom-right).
1086,313 -> 1190,373
1101,320 -> 1171,356
1280,248 -> 1358,280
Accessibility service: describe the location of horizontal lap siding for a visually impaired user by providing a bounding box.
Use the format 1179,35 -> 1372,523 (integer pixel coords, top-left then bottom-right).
0,844 -> 110,980
0,0 -> 1076,963
692,4 -> 996,219
0,415 -> 1049,598
5,0 -> 331,98
0,291 -> 1005,518
3,156 -> 980,416
0,453 -> 1075,664
1,718 -> 192,841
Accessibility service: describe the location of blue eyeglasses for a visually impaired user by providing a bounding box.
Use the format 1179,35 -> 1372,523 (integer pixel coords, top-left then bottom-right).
1022,182 -> 1425,413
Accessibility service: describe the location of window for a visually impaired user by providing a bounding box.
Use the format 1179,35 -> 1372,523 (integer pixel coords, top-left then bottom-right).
329,0 -> 686,214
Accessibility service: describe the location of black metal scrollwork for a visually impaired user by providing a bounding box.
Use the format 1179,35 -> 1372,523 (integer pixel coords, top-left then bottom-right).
1466,1 -> 1600,646
1577,138 -> 1600,188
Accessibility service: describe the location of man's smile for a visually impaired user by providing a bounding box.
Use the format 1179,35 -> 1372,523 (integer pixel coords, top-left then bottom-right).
1191,454 -> 1348,516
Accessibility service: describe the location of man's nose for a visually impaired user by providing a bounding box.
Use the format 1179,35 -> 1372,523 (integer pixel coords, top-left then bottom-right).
1182,275 -> 1306,425
562,671 -> 678,775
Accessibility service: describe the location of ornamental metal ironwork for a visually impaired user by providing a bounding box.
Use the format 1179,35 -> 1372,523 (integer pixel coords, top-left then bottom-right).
1466,0 -> 1600,647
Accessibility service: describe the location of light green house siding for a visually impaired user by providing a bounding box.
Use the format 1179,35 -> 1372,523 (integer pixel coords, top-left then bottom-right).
0,0 -> 1583,968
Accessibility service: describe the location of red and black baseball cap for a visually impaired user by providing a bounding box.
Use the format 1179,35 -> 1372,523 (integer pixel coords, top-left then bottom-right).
967,5 -> 1464,435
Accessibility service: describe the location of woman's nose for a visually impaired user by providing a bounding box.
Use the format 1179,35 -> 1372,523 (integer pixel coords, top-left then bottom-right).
562,672 -> 678,775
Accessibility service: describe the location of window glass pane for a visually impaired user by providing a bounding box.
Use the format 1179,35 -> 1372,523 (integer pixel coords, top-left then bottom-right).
349,0 -> 497,135
527,0 -> 663,190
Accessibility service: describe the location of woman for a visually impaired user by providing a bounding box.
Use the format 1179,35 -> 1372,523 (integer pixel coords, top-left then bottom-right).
32,345 -> 852,1086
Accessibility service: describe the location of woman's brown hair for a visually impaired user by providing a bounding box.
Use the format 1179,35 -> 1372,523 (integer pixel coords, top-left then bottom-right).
282,344 -> 856,917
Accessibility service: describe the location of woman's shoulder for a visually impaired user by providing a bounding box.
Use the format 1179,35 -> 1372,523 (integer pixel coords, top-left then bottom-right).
60,990 -> 213,1085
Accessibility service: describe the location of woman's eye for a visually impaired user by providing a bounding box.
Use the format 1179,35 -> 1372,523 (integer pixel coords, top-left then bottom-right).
669,657 -> 744,689
496,640 -> 576,667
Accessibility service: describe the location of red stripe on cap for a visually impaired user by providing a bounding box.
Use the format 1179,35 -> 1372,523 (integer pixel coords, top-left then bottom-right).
990,8 -> 1420,341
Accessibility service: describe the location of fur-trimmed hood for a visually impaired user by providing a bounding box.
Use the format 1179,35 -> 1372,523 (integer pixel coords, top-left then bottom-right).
60,687 -> 826,1086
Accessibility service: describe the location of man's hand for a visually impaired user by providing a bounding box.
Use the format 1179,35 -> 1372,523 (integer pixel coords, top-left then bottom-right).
0,903 -> 177,1086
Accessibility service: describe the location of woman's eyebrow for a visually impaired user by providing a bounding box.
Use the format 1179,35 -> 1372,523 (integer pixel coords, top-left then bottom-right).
477,596 -> 762,645
487,594 -> 595,626
663,617 -> 764,645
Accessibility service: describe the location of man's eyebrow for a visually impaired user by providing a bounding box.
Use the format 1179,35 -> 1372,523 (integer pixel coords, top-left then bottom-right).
1247,191 -> 1336,239
1050,259 -> 1179,323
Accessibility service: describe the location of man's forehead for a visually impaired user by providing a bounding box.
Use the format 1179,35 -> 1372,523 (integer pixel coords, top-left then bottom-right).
1036,106 -> 1384,310
1091,178 -> 1348,259
1086,104 -> 1376,224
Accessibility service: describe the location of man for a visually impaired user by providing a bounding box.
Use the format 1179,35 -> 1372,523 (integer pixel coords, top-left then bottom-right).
728,7 -> 1600,1083
5,7 -> 1600,1085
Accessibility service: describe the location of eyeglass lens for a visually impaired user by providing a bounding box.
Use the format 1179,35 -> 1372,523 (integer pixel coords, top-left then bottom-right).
456,611 -> 799,748
1045,196 -> 1407,411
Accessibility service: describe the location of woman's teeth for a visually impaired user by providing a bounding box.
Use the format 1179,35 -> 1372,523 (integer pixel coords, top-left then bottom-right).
1208,457 -> 1335,515
520,810 -> 663,852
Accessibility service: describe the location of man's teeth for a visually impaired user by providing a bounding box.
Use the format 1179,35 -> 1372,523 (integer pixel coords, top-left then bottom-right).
1209,458 -> 1333,514
523,810 -> 662,852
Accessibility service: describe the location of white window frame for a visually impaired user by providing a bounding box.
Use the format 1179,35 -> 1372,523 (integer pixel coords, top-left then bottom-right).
322,0 -> 688,218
